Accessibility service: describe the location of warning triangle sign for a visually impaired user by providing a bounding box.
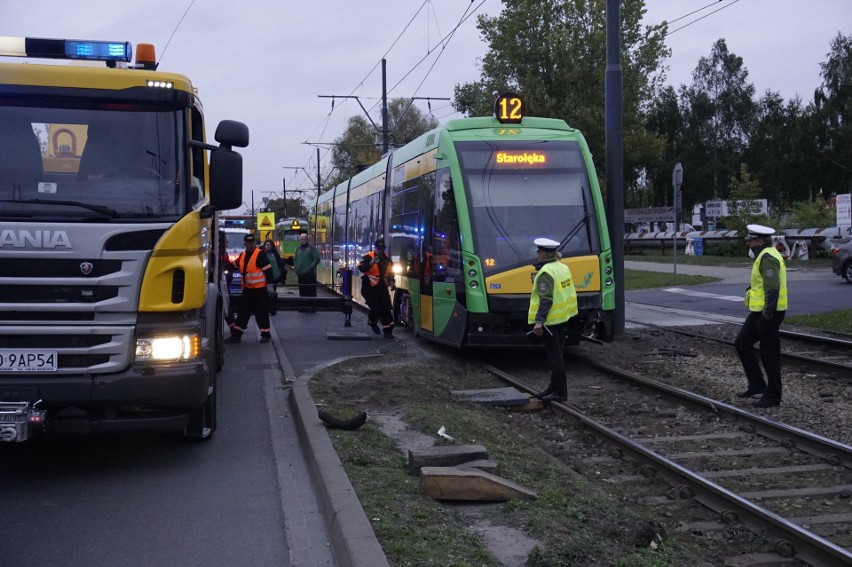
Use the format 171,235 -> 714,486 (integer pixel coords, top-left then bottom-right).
257,212 -> 275,229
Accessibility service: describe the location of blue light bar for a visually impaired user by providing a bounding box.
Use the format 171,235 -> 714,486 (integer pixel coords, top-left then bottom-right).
64,39 -> 131,61
0,36 -> 131,62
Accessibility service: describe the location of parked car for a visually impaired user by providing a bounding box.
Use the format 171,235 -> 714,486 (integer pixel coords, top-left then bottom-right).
831,240 -> 852,283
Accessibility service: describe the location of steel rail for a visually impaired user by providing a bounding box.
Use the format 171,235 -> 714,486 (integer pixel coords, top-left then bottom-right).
473,355 -> 852,565
625,318 -> 852,378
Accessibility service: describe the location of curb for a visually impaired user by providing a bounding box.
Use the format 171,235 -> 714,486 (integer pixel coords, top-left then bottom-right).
270,327 -> 390,567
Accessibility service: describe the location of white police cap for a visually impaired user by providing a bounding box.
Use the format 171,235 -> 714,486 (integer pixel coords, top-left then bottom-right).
745,224 -> 775,241
534,238 -> 561,251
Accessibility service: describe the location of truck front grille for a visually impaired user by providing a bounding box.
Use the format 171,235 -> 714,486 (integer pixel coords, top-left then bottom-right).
0,327 -> 134,375
0,286 -> 119,304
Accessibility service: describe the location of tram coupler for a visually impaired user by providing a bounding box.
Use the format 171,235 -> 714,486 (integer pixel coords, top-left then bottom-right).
0,400 -> 46,442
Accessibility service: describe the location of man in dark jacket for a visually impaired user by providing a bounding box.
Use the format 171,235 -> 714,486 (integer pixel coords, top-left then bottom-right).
358,238 -> 394,338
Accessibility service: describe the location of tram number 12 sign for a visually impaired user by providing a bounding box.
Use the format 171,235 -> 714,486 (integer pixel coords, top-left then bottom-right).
494,93 -> 525,124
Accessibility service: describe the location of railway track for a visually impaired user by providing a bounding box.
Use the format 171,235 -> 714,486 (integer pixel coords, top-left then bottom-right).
474,351 -> 852,566
626,301 -> 852,378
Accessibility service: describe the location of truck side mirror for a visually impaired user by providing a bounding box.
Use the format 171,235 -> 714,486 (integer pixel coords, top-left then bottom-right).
209,120 -> 249,211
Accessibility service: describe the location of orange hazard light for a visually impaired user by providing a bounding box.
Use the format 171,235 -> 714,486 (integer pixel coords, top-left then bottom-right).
136,43 -> 156,69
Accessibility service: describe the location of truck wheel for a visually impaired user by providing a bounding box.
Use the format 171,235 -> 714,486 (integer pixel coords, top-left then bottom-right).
844,261 -> 852,284
216,305 -> 226,372
185,378 -> 217,440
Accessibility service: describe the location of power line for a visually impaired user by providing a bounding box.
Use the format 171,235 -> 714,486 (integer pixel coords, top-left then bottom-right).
300,1 -> 486,179
668,0 -> 742,36
667,0 -> 725,25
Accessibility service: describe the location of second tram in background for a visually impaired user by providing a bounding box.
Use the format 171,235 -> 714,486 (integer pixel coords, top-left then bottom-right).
314,94 -> 614,347
274,217 -> 310,265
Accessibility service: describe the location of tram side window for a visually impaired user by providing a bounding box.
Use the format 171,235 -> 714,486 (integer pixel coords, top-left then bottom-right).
389,177 -> 423,276
432,169 -> 461,283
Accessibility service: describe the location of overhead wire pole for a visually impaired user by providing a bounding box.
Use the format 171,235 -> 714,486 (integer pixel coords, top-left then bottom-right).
319,59 -> 448,155
605,0 -> 625,338
381,59 -> 389,154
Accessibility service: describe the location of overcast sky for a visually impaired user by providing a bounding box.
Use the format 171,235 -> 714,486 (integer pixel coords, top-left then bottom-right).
3,0 -> 850,213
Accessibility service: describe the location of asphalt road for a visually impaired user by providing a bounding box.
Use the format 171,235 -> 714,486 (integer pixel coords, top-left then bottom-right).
626,263 -> 848,318
0,352 -> 289,566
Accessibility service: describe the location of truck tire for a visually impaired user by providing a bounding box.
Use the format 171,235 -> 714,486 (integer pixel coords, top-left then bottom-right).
185,376 -> 217,440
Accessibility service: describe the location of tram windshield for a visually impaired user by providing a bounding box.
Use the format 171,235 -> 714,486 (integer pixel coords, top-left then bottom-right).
455,140 -> 598,275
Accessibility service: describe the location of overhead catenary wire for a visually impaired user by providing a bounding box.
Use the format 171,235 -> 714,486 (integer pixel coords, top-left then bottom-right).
301,0 -> 487,183
667,0 -> 742,36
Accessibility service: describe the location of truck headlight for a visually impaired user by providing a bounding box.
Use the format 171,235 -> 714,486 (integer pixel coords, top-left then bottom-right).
136,335 -> 200,362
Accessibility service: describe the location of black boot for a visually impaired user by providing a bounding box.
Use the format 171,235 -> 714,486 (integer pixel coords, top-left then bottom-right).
383,327 -> 394,339
369,322 -> 381,335
533,385 -> 554,399
224,334 -> 242,344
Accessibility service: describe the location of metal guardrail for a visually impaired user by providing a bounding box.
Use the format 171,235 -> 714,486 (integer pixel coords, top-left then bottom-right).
624,227 -> 851,255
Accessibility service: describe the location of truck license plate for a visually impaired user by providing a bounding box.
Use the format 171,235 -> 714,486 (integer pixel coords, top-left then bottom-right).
0,350 -> 58,372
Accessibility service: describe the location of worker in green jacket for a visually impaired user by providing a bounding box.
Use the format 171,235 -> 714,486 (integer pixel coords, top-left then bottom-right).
294,232 -> 320,311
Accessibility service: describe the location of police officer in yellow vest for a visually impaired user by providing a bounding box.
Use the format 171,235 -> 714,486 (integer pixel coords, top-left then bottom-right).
529,238 -> 578,402
735,224 -> 788,407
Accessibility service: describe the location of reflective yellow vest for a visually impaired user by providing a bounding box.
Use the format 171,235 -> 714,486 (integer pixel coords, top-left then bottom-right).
745,246 -> 787,312
528,261 -> 578,325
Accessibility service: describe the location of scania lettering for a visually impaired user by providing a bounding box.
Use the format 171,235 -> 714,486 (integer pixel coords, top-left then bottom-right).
0,229 -> 73,249
0,36 -> 248,442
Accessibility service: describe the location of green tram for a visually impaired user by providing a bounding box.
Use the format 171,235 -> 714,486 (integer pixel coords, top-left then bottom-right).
315,94 -> 614,347
274,217 -> 310,265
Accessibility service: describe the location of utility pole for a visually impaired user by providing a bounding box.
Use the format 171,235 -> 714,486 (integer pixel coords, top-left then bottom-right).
381,59 -> 389,154
605,0 -> 625,338
319,60 -> 448,155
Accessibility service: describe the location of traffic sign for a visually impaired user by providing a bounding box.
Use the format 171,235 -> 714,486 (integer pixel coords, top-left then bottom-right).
257,212 -> 275,230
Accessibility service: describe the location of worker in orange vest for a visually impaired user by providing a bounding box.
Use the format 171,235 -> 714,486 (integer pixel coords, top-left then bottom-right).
357,238 -> 394,338
226,234 -> 275,344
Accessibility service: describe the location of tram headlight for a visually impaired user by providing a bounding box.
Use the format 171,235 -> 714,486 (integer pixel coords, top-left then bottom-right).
605,266 -> 613,275
392,263 -> 403,274
468,269 -> 477,278
469,281 -> 479,289
605,277 -> 613,286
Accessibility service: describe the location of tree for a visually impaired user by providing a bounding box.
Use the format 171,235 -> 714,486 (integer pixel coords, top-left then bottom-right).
329,98 -> 438,187
812,32 -> 852,196
721,163 -> 768,234
387,98 -> 439,149
682,39 -> 756,203
784,196 -> 836,229
329,115 -> 381,187
743,92 -> 812,207
643,85 -> 685,208
452,0 -> 670,191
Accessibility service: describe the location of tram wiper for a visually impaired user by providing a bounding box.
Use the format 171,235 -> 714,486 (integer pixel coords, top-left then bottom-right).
0,198 -> 119,218
558,213 -> 590,250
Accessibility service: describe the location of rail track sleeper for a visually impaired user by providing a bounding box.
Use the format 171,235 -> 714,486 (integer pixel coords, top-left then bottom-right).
474,355 -> 852,565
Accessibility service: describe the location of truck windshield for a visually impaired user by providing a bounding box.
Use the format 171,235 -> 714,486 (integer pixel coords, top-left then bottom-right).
0,104 -> 184,221
455,140 -> 599,275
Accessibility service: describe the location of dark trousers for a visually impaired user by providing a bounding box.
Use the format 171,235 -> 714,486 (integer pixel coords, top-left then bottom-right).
542,322 -> 568,396
735,311 -> 785,401
231,287 -> 271,336
364,284 -> 394,327
297,272 -> 317,297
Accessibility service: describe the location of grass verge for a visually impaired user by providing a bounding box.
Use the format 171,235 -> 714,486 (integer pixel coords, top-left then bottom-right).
310,356 -> 689,566
624,269 -> 719,290
786,309 -> 852,335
